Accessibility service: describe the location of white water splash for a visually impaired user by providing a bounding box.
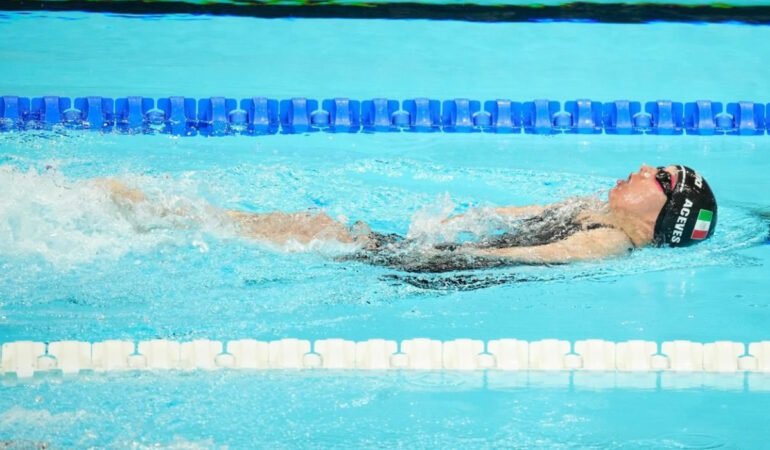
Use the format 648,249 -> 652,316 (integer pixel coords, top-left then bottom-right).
0,166 -> 231,268
404,192 -> 536,245
0,406 -> 89,430
122,437 -> 226,450
405,192 -> 457,244
267,237 -> 361,257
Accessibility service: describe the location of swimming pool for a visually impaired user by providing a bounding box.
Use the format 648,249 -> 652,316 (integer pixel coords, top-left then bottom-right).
1,10 -> 770,448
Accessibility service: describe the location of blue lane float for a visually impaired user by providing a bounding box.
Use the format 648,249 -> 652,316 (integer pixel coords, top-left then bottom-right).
603,100 -> 641,135
1,95 -> 768,136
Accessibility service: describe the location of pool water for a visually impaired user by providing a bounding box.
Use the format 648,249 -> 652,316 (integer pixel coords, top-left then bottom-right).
0,132 -> 768,344
3,371 -> 770,448
1,11 -> 770,448
2,13 -> 770,101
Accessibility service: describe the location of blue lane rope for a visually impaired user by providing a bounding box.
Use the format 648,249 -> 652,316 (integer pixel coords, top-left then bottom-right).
0,96 -> 768,136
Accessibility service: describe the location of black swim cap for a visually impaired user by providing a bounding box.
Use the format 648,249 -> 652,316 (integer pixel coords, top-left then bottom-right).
653,165 -> 717,247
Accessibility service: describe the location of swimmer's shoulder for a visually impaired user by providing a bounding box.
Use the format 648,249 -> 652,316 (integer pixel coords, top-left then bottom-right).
572,226 -> 634,254
575,210 -> 634,252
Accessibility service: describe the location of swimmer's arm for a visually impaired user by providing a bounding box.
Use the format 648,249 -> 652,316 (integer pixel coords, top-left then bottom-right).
492,205 -> 545,217
468,228 -> 632,264
491,197 -> 600,219
93,178 -> 148,203
225,210 -> 358,245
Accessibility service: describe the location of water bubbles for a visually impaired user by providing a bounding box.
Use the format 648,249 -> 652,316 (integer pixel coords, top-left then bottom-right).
191,240 -> 209,253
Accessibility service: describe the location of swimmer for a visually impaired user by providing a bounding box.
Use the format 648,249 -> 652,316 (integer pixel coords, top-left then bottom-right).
98,164 -> 717,273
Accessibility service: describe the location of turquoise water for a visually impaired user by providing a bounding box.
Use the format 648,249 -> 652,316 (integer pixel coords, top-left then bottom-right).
2,371 -> 770,448
0,132 -> 768,344
1,12 -> 770,448
2,13 -> 770,101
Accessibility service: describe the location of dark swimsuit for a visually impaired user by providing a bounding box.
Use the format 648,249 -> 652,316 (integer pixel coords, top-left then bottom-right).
340,204 -> 619,273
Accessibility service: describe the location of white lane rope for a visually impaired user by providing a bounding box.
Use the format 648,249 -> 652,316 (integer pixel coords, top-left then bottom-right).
2,338 -> 770,380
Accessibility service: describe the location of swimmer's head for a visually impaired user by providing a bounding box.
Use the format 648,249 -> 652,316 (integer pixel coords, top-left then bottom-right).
652,165 -> 717,247
609,164 -> 671,242
608,165 -> 717,247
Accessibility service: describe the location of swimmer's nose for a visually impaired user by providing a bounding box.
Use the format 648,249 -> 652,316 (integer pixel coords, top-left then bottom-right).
639,165 -> 656,177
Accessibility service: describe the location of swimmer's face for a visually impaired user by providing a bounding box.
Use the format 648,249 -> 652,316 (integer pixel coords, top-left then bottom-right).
609,165 -> 676,221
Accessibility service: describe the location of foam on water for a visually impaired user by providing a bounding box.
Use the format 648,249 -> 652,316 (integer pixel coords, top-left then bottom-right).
119,438 -> 221,450
0,406 -> 89,440
406,192 -> 454,234
0,165 -> 234,267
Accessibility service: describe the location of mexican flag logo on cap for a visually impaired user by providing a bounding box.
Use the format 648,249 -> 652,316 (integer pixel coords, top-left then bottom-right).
691,209 -> 713,240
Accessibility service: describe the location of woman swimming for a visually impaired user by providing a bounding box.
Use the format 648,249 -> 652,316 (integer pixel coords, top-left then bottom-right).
100,164 -> 717,273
